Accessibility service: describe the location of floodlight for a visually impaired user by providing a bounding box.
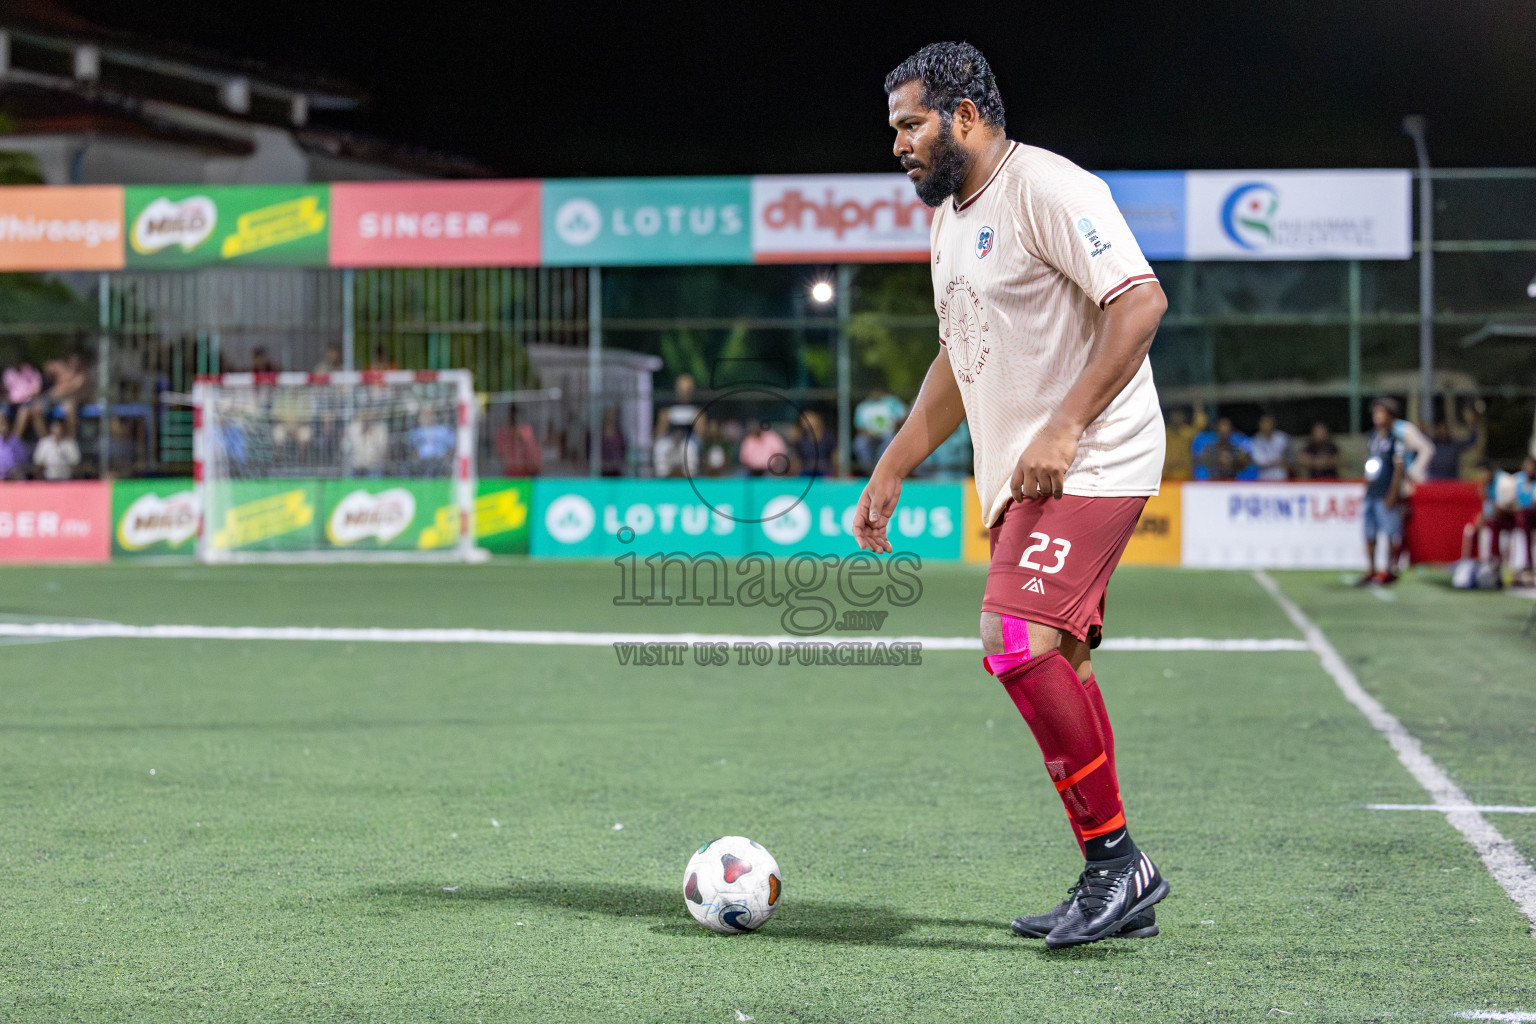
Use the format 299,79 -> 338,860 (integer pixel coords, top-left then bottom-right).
809,281 -> 834,304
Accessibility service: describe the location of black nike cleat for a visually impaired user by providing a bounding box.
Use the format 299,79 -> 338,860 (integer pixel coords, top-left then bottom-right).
1011,897 -> 1158,939
1044,851 -> 1170,949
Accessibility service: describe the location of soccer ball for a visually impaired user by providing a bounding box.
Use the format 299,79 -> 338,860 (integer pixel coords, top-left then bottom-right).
682,836 -> 783,934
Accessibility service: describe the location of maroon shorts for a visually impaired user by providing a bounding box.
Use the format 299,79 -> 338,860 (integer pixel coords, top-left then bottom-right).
982,494 -> 1148,642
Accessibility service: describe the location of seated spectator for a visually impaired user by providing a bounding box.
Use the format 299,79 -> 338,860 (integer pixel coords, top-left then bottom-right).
368,344 -> 395,371
344,408 -> 387,477
853,388 -> 907,474
33,419 -> 80,480
270,387 -> 315,453
794,409 -> 835,477
1297,422 -> 1340,479
1427,402 -> 1484,480
410,409 -> 455,468
496,406 -> 545,477
738,420 -> 789,477
314,345 -> 344,374
1162,407 -> 1204,480
14,353 -> 89,441
250,347 -> 278,374
1463,460 -> 1525,576
1249,414 -> 1290,481
1195,418 -> 1252,480
697,418 -> 734,478
598,408 -> 626,477
5,362 -> 42,438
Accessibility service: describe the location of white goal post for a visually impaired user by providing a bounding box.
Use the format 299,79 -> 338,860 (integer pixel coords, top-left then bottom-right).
192,369 -> 478,563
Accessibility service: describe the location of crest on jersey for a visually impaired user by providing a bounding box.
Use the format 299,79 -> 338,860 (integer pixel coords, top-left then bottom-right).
975,226 -> 994,259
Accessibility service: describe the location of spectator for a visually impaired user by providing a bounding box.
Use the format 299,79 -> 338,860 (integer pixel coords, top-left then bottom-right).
653,373 -> 701,478
1427,402 -> 1484,480
738,420 -> 789,477
5,362 -> 42,438
0,407 -> 28,478
853,388 -> 907,474
496,405 -> 545,477
270,386 -> 315,453
369,344 -> 395,371
1296,422 -> 1340,479
698,418 -> 734,478
794,409 -> 835,477
343,407 -> 387,477
1249,414 -> 1290,481
1359,398 -> 1408,586
14,353 -> 89,440
411,409 -> 455,467
250,347 -> 278,374
33,419 -> 80,480
314,345 -> 344,374
1162,407 -> 1204,481
1462,460 -> 1526,579
598,408 -> 626,477
1516,455 -> 1536,585
1197,418 -> 1251,480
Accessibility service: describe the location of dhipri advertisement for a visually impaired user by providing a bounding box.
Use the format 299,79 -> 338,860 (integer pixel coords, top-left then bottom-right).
751,174 -> 934,263
1180,481 -> 1367,569
0,482 -> 111,563
1184,170 -> 1412,260
125,185 -> 330,267
542,177 -> 751,266
0,186 -> 124,271
329,181 -> 541,267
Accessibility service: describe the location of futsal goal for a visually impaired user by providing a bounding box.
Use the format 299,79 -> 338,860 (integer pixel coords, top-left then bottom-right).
192,369 -> 478,563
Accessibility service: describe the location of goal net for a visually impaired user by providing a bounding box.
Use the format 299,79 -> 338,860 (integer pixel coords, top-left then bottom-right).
193,369 -> 477,563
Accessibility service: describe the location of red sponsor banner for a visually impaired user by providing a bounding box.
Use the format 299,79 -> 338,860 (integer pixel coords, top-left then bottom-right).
329,181 -> 541,267
0,482 -> 111,563
750,174 -> 933,263
0,186 -> 125,271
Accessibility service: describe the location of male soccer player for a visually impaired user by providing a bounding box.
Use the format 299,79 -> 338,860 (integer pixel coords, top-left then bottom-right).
854,42 -> 1170,948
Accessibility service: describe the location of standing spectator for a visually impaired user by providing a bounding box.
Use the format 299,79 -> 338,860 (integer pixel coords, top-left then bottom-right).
33,419 -> 80,480
496,405 -> 545,477
653,373 -> 702,478
1162,407 -> 1204,481
794,409 -> 836,477
598,408 -> 626,477
853,388 -> 907,474
1359,399 -> 1408,586
1427,402 -> 1484,480
1296,422 -> 1341,479
1249,414 -> 1290,480
0,407 -> 28,478
1197,418 -> 1251,480
738,420 -> 789,477
1516,455 -> 1536,585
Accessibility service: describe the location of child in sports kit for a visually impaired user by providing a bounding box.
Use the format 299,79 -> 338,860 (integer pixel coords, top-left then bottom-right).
862,42 -> 1171,949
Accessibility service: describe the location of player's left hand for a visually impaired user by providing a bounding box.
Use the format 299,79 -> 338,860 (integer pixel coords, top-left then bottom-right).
1010,425 -> 1079,502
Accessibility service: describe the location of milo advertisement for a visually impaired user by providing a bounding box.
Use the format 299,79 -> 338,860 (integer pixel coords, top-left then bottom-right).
125,185 -> 330,267
112,480 -> 200,557
476,479 -> 533,555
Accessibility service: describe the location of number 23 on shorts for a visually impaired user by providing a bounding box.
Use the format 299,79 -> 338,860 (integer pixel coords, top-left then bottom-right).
1019,531 -> 1071,574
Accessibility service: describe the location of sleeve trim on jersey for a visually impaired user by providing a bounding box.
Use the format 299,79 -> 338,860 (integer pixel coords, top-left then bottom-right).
1098,273 -> 1158,309
954,141 -> 1020,213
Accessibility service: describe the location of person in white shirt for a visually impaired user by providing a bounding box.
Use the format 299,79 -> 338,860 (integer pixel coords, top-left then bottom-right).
855,42 -> 1169,949
33,419 -> 80,480
1250,415 -> 1291,481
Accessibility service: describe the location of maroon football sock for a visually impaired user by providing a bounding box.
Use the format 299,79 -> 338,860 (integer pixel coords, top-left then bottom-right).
996,650 -> 1126,843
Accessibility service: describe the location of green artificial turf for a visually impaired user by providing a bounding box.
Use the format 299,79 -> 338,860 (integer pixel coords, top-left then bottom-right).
0,563 -> 1531,1022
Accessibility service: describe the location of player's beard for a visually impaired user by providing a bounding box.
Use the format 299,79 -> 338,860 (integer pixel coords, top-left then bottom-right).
907,118 -> 971,208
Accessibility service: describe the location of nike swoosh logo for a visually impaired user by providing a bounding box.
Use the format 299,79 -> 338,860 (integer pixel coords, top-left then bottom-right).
1104,831 -> 1126,848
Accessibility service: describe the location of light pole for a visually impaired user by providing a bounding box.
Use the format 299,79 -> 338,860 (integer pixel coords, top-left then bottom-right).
1402,115 -> 1434,426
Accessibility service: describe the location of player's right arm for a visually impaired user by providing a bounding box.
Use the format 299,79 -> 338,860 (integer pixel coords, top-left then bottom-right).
853,348 -> 966,554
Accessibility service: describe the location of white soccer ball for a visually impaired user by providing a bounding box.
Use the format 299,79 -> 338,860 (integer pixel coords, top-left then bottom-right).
682,835 -> 783,934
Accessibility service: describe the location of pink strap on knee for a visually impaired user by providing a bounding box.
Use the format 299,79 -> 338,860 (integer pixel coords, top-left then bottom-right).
982,613 -> 1032,676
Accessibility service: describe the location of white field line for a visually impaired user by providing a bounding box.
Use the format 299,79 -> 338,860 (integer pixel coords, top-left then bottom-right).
1458,1013 -> 1536,1022
1253,570 -> 1536,935
1369,804 -> 1536,815
0,621 -> 1308,652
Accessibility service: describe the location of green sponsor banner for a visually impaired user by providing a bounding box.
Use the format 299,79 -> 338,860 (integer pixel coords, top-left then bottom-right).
124,185 -> 330,267
541,177 -> 751,266
321,479 -> 460,551
112,479 -> 198,556
476,479 -> 532,554
743,479 -> 962,560
531,478 -> 748,558
205,480 -> 323,552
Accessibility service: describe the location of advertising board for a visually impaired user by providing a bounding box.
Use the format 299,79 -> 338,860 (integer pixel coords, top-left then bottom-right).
542,178 -> 751,266
0,186 -> 124,271
1180,481 -> 1367,569
1184,170 -> 1412,260
750,174 -> 933,263
0,482 -> 111,563
330,181 -> 541,267
124,185 -> 330,267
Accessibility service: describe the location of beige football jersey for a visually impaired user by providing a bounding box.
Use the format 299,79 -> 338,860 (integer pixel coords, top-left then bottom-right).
930,142 -> 1165,525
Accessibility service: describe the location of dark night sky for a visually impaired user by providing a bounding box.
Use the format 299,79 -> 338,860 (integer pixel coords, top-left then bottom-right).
63,0 -> 1536,176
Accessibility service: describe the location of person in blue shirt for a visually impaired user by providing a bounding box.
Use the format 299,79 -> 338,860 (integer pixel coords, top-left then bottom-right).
1359,398 -> 1408,586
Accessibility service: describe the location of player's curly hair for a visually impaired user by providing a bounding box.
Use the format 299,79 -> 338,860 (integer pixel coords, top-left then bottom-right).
884,42 -> 1006,132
